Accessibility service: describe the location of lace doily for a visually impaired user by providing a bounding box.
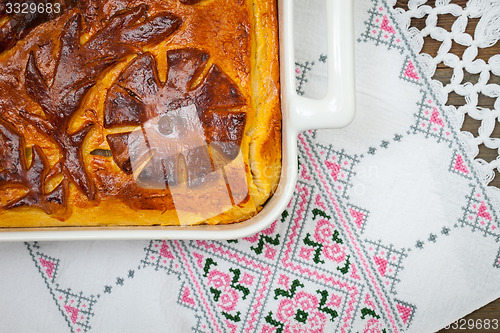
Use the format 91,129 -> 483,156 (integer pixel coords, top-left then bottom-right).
391,0 -> 500,188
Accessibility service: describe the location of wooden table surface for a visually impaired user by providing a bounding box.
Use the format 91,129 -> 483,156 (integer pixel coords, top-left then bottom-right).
394,1 -> 500,332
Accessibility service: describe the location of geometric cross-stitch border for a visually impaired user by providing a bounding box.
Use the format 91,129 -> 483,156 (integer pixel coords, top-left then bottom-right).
364,239 -> 408,296
399,56 -> 422,86
457,185 -> 499,241
25,242 -> 98,333
494,247 -> 500,269
449,151 -> 473,180
358,3 -> 405,53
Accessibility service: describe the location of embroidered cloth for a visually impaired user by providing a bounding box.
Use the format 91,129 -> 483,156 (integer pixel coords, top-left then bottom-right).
1,1 -> 499,332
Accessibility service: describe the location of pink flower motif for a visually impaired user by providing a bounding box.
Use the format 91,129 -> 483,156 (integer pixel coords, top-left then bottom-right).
364,318 -> 384,333
275,291 -> 327,333
314,219 -> 333,243
322,243 -> 347,263
207,270 -> 231,289
284,310 -> 327,333
326,294 -> 342,308
294,291 -> 319,310
276,298 -> 297,322
218,288 -> 240,312
277,274 -> 290,288
265,245 -> 277,259
286,323 -> 308,333
299,246 -> 313,260
262,324 -> 277,333
304,310 -> 328,332
240,273 -> 255,286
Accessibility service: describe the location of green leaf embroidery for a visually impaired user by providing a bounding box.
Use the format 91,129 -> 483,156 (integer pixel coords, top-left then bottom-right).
331,230 -> 344,244
222,311 -> 241,322
229,268 -> 250,299
312,208 -> 332,221
265,311 -> 284,333
281,210 -> 289,223
316,289 -> 339,322
251,234 -> 280,255
303,233 -> 324,264
361,307 -> 380,320
295,309 -> 309,323
337,255 -> 351,275
202,258 -> 217,277
210,287 -> 221,302
274,279 -> 304,300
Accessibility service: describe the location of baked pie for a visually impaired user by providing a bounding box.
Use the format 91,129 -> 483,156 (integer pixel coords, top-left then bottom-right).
0,0 -> 280,227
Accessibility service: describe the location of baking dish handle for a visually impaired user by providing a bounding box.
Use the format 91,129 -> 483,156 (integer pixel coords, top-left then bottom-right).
282,0 -> 356,133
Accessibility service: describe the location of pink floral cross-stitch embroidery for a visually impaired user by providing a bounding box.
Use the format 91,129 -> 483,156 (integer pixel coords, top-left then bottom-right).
265,278 -> 339,333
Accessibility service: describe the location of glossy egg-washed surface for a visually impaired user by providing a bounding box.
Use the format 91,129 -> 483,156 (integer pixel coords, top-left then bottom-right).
0,0 -> 281,227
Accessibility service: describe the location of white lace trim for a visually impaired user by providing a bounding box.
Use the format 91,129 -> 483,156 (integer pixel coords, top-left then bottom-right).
390,0 -> 500,208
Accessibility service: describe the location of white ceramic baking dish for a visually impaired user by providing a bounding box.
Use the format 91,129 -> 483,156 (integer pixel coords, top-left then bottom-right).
0,0 -> 355,241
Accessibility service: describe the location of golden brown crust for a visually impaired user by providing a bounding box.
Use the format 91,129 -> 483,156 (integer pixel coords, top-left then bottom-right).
0,0 -> 280,228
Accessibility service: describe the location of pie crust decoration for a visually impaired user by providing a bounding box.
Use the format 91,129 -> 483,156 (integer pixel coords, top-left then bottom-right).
0,0 -> 280,227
